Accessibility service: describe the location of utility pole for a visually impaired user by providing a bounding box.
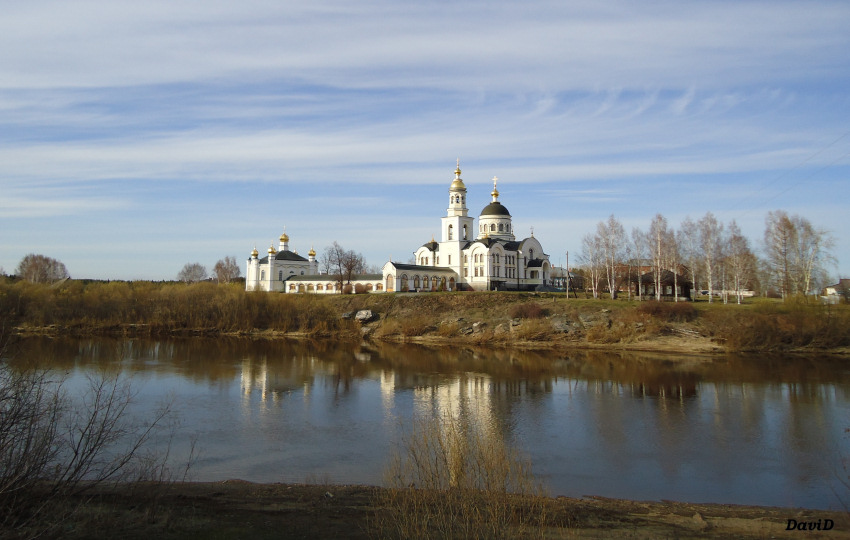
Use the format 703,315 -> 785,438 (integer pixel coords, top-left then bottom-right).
566,251 -> 577,299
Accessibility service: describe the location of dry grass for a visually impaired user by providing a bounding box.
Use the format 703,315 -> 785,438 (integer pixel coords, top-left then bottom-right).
375,412 -> 551,539
512,319 -> 554,341
509,302 -> 548,320
703,301 -> 850,351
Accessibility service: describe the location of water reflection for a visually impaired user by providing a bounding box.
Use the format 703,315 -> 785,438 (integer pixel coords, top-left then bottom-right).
5,336 -> 850,509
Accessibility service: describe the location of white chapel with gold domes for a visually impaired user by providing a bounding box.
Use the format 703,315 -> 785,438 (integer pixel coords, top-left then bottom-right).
245,231 -> 319,292
247,162 -> 552,293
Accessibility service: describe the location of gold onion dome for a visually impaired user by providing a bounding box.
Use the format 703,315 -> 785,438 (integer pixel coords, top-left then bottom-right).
251,246 -> 259,257
450,159 -> 466,190
308,246 -> 316,257
268,244 -> 277,254
280,232 -> 289,242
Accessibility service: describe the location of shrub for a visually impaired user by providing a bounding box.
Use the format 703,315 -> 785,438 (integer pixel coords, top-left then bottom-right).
636,301 -> 697,322
0,347 -> 182,537
508,303 -> 548,319
376,412 -> 548,539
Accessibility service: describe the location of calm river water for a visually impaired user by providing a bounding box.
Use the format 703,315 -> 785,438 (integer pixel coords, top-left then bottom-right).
8,336 -> 850,509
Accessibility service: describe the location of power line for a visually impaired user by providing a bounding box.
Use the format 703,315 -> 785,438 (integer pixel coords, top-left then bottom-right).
721,130 -> 850,221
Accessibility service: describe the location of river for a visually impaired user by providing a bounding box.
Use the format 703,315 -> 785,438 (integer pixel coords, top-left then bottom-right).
6,336 -> 850,509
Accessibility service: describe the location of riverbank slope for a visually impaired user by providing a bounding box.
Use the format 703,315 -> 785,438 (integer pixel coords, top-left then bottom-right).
3,280 -> 849,354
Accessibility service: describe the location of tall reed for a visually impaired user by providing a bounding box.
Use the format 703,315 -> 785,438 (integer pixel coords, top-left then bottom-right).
376,411 -> 549,539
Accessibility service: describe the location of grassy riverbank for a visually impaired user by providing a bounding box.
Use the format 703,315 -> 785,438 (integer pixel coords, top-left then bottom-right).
2,279 -> 850,353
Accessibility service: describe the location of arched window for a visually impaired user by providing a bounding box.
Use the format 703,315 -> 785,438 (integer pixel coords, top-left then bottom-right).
279,271 -> 283,281
317,284 -> 323,291
366,283 -> 373,291
423,276 -> 430,289
463,224 -> 468,239
376,283 -> 383,291
401,274 -> 409,291
490,224 -> 495,232
499,224 -> 504,232
448,224 -> 453,240
413,275 -> 421,289
307,284 -> 314,291
260,270 -> 265,280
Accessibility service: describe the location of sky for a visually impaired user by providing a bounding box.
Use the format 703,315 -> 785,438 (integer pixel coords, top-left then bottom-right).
1,1 -> 849,281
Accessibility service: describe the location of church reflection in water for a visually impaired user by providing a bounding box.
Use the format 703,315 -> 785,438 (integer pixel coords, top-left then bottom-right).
11,336 -> 850,509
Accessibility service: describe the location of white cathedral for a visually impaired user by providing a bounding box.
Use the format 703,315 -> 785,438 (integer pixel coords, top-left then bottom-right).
246,162 -> 552,293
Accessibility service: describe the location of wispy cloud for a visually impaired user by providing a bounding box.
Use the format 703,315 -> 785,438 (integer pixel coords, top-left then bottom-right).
1,0 -> 848,278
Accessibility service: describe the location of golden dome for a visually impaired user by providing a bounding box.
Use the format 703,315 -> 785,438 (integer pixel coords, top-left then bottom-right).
268,244 -> 277,254
308,246 -> 316,257
251,246 -> 259,257
280,231 -> 289,243
450,159 -> 466,190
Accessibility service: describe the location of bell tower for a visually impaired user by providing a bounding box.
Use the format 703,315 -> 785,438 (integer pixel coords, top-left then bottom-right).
442,160 -> 475,243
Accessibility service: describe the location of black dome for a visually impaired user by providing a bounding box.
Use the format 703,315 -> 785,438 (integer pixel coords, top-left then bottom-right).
480,202 -> 511,217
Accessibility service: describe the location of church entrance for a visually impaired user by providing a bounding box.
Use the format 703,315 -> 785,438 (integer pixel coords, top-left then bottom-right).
386,274 -> 394,292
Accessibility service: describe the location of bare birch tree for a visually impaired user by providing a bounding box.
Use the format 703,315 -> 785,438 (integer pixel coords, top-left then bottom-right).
698,212 -> 723,303
631,227 -> 647,301
648,214 -> 670,301
579,232 -> 603,299
323,241 -> 366,289
764,210 -> 834,299
677,217 -> 700,301
597,215 -> 626,299
793,216 -> 835,296
177,263 -> 207,283
212,256 -> 241,284
726,220 -> 756,304
16,254 -> 69,283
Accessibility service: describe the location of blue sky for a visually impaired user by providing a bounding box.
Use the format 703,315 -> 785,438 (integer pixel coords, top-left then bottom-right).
1,1 -> 848,281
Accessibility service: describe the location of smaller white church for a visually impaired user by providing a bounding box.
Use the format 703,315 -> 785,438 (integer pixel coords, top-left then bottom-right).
246,162 -> 552,293
245,232 -> 319,292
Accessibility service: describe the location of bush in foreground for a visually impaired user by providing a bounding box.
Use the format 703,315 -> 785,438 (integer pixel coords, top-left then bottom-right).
0,330 -> 185,538
376,412 -> 550,539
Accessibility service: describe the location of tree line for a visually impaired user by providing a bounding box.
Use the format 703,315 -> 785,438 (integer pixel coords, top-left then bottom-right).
579,210 -> 835,302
